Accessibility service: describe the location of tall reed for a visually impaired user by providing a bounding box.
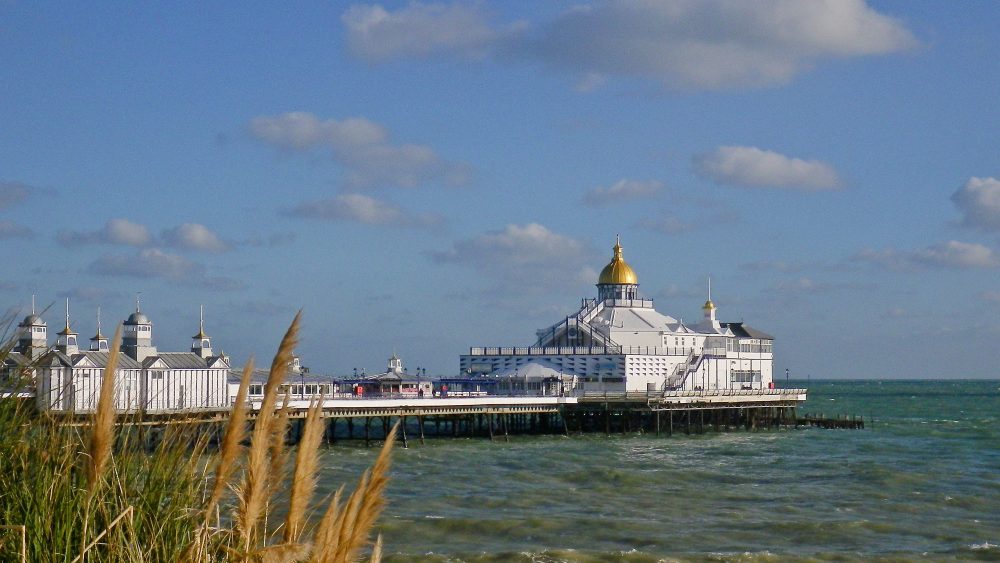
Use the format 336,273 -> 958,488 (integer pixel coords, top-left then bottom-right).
0,311 -> 396,562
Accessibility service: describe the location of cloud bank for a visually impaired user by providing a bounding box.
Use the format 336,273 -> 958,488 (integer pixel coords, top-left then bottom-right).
582,179 -> 663,207
855,240 -> 999,271
288,193 -> 443,228
58,219 -> 230,253
951,177 -> 1000,231
429,223 -> 594,292
249,112 -> 471,190
694,146 -> 840,190
342,0 -> 916,90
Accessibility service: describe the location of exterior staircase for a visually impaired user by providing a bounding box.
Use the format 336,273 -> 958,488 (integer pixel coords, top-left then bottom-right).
665,351 -> 703,390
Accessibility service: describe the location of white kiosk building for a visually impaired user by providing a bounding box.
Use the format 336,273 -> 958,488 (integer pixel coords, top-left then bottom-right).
460,238 -> 774,394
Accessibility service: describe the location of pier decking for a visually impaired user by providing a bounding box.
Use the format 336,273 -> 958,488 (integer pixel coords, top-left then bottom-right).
44,387 -> 867,446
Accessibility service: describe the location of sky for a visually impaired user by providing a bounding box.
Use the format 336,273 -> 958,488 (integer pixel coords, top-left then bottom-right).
2,1 -> 999,379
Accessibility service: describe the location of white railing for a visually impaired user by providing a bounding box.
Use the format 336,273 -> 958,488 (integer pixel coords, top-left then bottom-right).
579,388 -> 807,399
467,346 -> 699,357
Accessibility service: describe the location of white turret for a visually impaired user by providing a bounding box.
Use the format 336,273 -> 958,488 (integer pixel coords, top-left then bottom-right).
15,295 -> 47,359
387,352 -> 404,375
122,295 -> 157,362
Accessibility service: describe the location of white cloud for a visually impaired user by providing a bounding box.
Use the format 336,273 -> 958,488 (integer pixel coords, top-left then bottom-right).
0,181 -> 32,210
0,220 -> 34,239
582,179 -> 663,206
86,249 -> 244,290
161,223 -> 230,253
88,249 -> 202,280
855,241 -> 999,271
342,2 -> 507,61
951,177 -> 1000,231
913,241 -> 998,269
58,218 -> 153,247
288,193 -> 443,228
249,112 -> 472,190
694,146 -> 840,190
342,1 -> 916,90
429,223 -> 594,291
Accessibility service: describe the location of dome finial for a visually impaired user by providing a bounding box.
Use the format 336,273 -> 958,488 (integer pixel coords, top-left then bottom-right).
703,277 -> 716,312
597,235 -> 638,286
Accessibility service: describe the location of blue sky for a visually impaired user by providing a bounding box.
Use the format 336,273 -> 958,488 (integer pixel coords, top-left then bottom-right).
2,1 -> 999,378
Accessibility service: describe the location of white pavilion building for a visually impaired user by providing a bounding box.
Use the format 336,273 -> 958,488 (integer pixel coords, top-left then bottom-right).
460,237 -> 774,394
17,301 -> 232,413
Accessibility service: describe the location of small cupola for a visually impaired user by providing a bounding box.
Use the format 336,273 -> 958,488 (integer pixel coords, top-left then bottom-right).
56,298 -> 79,355
387,352 -> 403,375
191,305 -> 213,358
90,306 -> 110,352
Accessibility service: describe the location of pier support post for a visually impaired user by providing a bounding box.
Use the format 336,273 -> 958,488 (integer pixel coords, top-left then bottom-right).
418,415 -> 425,445
502,413 -> 509,443
364,417 -> 371,447
488,413 -> 494,442
400,416 -> 408,449
655,409 -> 661,436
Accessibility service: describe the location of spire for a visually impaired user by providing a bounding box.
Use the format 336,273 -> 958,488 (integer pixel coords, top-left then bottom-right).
58,298 -> 75,335
192,305 -> 213,358
89,307 -> 107,351
56,298 -> 78,354
31,294 -> 35,315
193,304 -> 208,339
136,292 -> 141,313
703,277 -> 717,323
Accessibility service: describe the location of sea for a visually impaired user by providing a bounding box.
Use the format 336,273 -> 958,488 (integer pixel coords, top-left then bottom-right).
312,380 -> 1000,562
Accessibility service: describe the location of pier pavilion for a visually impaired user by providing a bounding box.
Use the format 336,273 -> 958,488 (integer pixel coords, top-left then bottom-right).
461,237 -> 774,394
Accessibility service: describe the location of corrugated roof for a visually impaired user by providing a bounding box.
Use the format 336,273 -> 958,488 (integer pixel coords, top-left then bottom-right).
153,352 -> 211,369
80,351 -> 143,369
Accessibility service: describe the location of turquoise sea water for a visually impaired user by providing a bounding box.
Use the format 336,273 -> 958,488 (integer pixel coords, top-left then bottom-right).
313,380 -> 1000,561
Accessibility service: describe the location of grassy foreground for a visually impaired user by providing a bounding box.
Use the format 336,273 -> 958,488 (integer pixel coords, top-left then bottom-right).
0,313 -> 394,562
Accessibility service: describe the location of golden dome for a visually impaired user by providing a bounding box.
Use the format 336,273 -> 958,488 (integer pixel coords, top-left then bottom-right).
702,300 -> 716,310
597,236 -> 638,285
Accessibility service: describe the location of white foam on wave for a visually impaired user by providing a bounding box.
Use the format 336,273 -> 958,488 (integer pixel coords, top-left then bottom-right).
970,542 -> 998,550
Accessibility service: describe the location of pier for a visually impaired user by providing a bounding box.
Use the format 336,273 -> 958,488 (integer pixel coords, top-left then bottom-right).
51,387 -> 864,446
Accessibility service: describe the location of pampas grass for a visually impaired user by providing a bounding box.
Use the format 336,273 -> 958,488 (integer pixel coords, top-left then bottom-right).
284,396 -> 325,545
86,324 -> 121,493
0,311 -> 396,562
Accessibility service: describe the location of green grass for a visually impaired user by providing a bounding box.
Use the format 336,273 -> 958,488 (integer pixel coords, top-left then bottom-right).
0,313 -> 394,562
